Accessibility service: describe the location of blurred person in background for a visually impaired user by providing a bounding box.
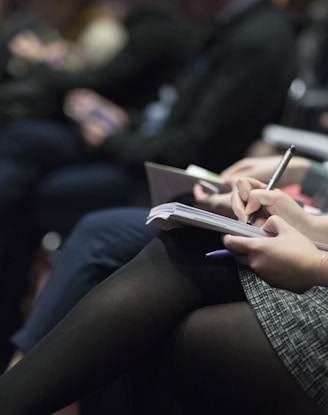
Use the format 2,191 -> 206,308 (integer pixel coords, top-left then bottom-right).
6,0 -> 128,74
7,151 -> 328,414
0,0 -> 197,124
0,0 -> 128,122
0,1 -> 297,410
0,0 -> 199,373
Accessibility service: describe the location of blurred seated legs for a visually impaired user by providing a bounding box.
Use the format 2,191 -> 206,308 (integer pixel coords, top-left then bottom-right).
12,207 -> 158,354
0,228 -> 322,414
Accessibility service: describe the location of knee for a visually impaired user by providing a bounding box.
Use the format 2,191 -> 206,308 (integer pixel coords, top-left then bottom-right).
66,208 -> 135,250
67,210 -> 107,244
74,208 -> 133,237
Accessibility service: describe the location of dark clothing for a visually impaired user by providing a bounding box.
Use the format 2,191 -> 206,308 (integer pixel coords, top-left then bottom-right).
13,159 -> 328,359
0,1 -> 297,221
15,158 -> 328,355
0,227 -> 323,415
0,0 -> 296,370
0,1 -> 198,121
29,1 -> 199,109
12,208 -> 156,353
0,1 -> 197,367
11,207 -> 159,413
102,0 -> 297,171
311,15 -> 328,87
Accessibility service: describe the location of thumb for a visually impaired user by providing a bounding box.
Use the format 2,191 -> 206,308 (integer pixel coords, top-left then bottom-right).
261,215 -> 290,236
245,188 -> 283,216
223,234 -> 251,255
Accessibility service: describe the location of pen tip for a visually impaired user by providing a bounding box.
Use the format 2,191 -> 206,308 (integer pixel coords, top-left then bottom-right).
290,144 -> 296,153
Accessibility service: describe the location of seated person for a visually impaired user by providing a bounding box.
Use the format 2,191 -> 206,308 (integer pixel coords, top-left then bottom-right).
0,0 -> 297,371
9,154 -> 328,367
0,0 -> 199,369
0,173 -> 327,414
0,0 -> 196,123
6,0 -> 127,73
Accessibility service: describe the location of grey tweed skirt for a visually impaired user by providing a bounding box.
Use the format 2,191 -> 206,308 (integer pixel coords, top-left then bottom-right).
239,266 -> 328,411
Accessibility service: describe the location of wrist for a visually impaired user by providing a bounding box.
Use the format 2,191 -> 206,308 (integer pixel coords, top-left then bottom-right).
286,157 -> 309,185
304,214 -> 328,246
318,252 -> 328,287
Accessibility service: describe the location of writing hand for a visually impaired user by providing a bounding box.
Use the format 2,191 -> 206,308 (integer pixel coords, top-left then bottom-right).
231,177 -> 310,233
223,215 -> 322,293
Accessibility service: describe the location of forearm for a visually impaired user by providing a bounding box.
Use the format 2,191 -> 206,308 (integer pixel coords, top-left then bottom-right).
283,157 -> 310,186
304,214 -> 328,246
318,252 -> 328,287
102,127 -> 201,168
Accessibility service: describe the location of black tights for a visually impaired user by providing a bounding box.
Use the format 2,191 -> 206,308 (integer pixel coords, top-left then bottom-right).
0,229 -> 323,415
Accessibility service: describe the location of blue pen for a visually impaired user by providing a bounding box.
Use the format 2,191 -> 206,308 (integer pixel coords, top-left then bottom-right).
205,249 -> 234,258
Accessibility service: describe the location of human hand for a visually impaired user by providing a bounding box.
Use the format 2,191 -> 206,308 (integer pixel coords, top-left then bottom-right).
230,177 -> 312,235
223,215 -> 322,293
193,182 -> 235,218
64,89 -> 129,147
221,156 -> 309,188
42,40 -> 72,68
9,32 -> 73,68
9,31 -> 46,63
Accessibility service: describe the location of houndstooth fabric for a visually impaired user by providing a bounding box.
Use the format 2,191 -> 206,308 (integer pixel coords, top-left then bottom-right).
239,266 -> 328,411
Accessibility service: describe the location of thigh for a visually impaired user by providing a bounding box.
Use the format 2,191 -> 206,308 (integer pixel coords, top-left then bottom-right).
0,120 -> 90,215
170,302 -> 324,415
31,164 -> 133,231
158,228 -> 245,305
0,119 -> 88,167
12,207 -> 159,353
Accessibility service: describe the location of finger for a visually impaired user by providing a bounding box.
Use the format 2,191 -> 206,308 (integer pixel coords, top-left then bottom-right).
245,188 -> 284,216
223,234 -> 251,255
232,254 -> 250,266
261,214 -> 290,236
230,178 -> 260,222
230,191 -> 247,222
234,178 -> 253,203
193,183 -> 209,201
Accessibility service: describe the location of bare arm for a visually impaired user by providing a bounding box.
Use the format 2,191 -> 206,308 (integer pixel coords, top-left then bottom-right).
221,156 -> 310,188
222,177 -> 328,293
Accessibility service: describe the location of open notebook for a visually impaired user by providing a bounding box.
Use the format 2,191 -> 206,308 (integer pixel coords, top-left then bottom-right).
146,202 -> 328,251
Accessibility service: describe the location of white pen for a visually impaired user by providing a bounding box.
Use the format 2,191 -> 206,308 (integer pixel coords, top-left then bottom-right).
247,144 -> 296,225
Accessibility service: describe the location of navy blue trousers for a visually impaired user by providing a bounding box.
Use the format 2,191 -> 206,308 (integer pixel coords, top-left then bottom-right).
0,119 -> 133,228
0,119 -> 134,370
12,207 -> 160,352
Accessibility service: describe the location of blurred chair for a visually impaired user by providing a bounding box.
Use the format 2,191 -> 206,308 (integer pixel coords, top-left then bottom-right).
280,78 -> 328,133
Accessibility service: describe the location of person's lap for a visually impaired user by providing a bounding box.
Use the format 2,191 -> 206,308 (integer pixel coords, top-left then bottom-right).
0,119 -> 90,216
167,301 -> 324,415
0,227 -> 323,415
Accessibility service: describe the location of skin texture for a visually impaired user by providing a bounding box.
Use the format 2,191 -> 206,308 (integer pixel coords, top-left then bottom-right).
194,177 -> 328,293
221,156 -> 310,188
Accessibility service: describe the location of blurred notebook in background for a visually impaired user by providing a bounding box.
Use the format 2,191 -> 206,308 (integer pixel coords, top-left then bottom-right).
263,124 -> 328,160
144,161 -> 228,206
